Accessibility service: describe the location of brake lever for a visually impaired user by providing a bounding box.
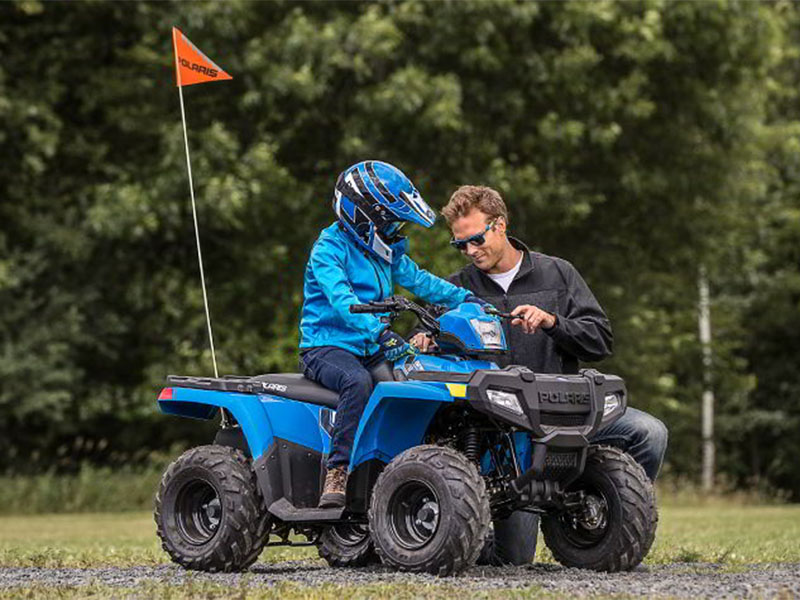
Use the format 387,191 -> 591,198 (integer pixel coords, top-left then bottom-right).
483,306 -> 517,320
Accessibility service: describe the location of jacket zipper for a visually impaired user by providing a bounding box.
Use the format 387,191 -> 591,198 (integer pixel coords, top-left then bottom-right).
368,257 -> 386,300
365,255 -> 386,356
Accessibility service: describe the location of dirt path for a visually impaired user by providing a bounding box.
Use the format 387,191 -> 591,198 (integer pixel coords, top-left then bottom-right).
1,561 -> 799,598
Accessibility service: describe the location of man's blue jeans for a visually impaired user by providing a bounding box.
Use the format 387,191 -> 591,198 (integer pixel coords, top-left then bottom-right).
300,346 -> 384,470
590,406 -> 669,481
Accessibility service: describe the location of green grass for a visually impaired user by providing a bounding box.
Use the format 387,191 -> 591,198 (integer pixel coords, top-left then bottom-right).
0,504 -> 798,569
0,506 -> 798,598
0,464 -> 168,515
0,582 -> 562,600
647,504 -> 800,565
0,512 -> 317,568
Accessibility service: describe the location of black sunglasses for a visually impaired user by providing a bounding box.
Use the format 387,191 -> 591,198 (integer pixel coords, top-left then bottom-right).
449,220 -> 496,251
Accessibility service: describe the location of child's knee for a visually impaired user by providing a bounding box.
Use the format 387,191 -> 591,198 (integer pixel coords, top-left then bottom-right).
342,370 -> 373,400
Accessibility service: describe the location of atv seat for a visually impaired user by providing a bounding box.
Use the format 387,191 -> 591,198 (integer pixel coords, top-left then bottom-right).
252,374 -> 339,408
252,361 -> 394,410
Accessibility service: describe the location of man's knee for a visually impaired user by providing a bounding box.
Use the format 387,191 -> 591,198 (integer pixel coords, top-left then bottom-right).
638,411 -> 669,457
625,408 -> 668,480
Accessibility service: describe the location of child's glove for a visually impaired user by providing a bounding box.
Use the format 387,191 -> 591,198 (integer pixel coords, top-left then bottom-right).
464,294 -> 491,307
379,330 -> 417,361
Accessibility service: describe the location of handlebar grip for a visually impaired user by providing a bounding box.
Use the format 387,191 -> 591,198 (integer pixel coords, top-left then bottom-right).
350,304 -> 374,314
350,304 -> 390,314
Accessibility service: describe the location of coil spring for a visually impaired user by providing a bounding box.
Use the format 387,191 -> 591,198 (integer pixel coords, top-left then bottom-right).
461,428 -> 481,463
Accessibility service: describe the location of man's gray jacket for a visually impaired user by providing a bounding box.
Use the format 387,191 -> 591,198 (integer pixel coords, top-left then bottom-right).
447,237 -> 613,374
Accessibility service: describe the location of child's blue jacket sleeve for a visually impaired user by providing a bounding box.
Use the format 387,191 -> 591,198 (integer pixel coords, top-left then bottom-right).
393,255 -> 470,307
309,236 -> 386,342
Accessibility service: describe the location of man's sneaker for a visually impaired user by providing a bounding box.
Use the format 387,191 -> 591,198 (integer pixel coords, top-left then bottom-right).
319,466 -> 347,508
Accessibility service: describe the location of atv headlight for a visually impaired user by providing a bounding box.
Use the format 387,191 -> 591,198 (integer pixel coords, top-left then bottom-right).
486,388 -> 524,415
603,393 -> 621,418
470,319 -> 504,350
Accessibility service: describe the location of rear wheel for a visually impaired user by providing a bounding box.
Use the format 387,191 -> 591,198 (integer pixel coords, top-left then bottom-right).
155,445 -> 270,572
317,523 -> 378,568
369,445 -> 490,576
541,445 -> 657,572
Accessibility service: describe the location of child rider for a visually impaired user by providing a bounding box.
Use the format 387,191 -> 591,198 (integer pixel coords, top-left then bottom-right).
299,160 -> 486,507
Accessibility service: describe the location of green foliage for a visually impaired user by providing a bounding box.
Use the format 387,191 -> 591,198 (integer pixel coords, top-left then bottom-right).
0,1 -> 798,497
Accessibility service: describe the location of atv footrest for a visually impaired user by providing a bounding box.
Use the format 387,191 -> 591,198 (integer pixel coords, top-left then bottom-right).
268,498 -> 347,523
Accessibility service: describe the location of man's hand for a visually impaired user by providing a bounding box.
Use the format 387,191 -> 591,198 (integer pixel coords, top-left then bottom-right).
510,304 -> 556,334
409,332 -> 437,353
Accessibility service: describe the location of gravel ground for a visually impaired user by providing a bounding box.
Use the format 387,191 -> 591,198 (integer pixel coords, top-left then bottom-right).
1,561 -> 799,598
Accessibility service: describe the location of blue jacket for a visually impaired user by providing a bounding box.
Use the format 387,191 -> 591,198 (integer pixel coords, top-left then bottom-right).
300,223 -> 470,356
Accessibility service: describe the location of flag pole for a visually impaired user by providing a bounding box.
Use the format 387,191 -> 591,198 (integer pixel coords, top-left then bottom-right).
172,28 -> 219,380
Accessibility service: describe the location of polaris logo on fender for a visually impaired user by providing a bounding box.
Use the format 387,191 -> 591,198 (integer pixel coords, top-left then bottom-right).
179,58 -> 218,78
539,391 -> 590,405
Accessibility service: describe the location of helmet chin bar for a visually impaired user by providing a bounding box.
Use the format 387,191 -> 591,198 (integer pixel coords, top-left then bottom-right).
370,227 -> 393,263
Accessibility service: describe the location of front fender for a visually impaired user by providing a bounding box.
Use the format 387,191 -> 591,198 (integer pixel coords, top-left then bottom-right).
158,387 -> 274,459
349,381 -> 455,469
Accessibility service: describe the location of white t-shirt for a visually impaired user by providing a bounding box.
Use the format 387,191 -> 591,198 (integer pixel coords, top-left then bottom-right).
486,252 -> 523,293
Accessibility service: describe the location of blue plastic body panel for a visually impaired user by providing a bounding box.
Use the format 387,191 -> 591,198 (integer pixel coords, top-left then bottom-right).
437,303 -> 508,353
159,388 -> 331,459
403,353 -> 498,374
349,381 -> 454,468
479,431 -> 532,475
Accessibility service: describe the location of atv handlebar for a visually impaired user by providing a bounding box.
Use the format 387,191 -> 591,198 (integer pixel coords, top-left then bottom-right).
350,296 -> 441,333
350,297 -> 510,329
483,305 -> 518,320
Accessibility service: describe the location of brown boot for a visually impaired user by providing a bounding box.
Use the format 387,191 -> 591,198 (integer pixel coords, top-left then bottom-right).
319,466 -> 347,508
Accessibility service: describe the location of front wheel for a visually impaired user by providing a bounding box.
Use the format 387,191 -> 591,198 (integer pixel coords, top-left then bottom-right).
154,445 -> 270,572
369,445 -> 491,576
541,445 -> 657,572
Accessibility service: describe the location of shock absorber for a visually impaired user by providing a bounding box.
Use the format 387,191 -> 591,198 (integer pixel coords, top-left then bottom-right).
460,427 -> 481,463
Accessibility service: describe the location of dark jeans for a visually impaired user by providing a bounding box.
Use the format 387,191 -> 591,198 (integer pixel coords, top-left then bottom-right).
300,346 -> 384,470
590,407 -> 669,481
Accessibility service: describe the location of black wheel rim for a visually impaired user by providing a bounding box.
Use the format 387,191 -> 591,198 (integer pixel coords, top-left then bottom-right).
330,524 -> 370,547
561,489 -> 610,549
175,479 -> 222,545
388,480 -> 440,551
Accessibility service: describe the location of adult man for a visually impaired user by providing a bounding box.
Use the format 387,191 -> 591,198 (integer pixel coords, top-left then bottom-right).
412,185 -> 668,566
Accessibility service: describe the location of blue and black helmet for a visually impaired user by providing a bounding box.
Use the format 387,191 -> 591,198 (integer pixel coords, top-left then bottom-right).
333,160 -> 437,263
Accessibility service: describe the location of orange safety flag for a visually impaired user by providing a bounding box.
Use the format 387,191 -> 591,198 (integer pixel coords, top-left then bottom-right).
172,27 -> 232,87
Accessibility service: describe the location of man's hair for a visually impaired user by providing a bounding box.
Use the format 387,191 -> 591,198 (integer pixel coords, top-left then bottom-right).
441,185 -> 508,225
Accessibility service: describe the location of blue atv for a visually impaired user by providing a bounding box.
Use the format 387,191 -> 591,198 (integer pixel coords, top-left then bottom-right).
154,297 -> 657,575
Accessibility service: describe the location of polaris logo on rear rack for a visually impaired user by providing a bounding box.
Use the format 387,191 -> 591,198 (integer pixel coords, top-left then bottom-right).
539,391 -> 590,405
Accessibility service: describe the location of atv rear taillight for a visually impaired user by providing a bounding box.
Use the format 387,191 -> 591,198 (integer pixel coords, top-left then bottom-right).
158,387 -> 173,400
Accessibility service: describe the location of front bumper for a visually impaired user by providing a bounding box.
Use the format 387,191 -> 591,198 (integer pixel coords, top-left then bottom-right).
466,366 -> 627,444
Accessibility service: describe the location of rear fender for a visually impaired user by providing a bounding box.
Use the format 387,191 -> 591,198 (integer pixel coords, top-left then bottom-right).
349,381 -> 455,469
159,387 -> 275,459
